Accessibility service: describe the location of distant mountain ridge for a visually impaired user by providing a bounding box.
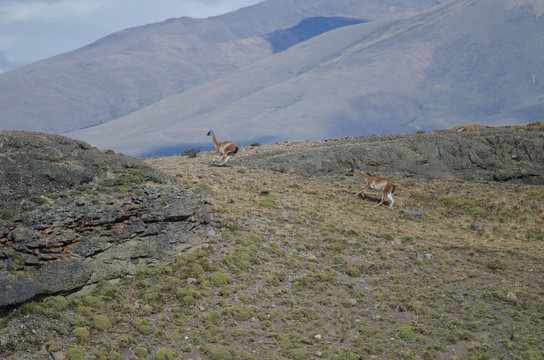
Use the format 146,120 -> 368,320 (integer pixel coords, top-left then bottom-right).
68,0 -> 544,157
0,0 -> 436,134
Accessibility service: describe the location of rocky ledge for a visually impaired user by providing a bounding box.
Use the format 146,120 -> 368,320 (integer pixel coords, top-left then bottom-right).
0,131 -> 211,309
235,125 -> 544,184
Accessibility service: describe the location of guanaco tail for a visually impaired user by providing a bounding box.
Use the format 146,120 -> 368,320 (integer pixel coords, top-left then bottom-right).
207,129 -> 239,165
346,168 -> 396,208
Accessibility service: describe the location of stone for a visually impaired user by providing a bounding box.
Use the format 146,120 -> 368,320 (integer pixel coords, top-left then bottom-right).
0,131 -> 210,309
402,210 -> 422,217
342,255 -> 374,268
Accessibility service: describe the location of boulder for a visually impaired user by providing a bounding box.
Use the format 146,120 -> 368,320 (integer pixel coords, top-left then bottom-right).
0,131 -> 210,309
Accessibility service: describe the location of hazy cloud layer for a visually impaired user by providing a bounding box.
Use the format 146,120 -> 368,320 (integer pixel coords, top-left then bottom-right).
0,0 -> 260,71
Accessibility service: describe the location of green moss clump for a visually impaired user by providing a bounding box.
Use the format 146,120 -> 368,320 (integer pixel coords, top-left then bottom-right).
131,318 -> 153,335
222,306 -> 254,321
209,346 -> 232,360
288,348 -> 309,360
46,295 -> 68,311
72,327 -> 90,344
65,348 -> 84,360
398,235 -> 416,245
470,206 -> 488,217
209,272 -> 233,287
398,326 -> 415,341
438,195 -> 457,207
407,300 -> 424,314
82,294 -> 102,308
75,305 -> 92,317
176,285 -> 202,301
155,347 -> 176,360
181,295 -> 196,306
91,315 -> 112,331
135,347 -> 149,358
47,342 -> 60,352
259,196 -> 278,208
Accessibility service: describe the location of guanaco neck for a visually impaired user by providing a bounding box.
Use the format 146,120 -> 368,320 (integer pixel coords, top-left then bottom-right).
356,171 -> 371,181
209,131 -> 219,148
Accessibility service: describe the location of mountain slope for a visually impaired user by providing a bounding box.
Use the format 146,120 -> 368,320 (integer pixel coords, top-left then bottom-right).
69,0 -> 544,157
0,0 -> 437,134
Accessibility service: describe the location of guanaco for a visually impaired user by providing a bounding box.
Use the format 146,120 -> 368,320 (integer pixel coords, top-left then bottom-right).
346,168 -> 396,207
207,129 -> 239,165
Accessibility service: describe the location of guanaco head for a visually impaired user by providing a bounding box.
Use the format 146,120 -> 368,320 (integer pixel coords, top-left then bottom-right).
206,130 -> 213,136
346,168 -> 356,176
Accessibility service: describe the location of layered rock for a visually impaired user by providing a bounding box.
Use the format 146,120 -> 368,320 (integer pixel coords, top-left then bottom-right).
236,126 -> 544,184
0,131 -> 210,308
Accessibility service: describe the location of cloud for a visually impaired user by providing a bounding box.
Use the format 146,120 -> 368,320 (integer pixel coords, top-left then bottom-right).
0,0 -> 259,23
0,0 -> 106,23
0,0 -> 261,69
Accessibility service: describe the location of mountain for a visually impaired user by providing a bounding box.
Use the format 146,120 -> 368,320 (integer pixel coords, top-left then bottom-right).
0,0 -> 437,134
68,0 -> 544,157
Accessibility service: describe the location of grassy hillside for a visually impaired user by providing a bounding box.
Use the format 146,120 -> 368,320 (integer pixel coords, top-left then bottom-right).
1,135 -> 542,359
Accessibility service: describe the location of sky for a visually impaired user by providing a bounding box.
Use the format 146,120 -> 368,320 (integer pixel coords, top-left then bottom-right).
0,0 -> 262,72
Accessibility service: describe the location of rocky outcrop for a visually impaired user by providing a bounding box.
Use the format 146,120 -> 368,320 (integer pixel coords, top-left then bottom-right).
0,131 -> 210,309
0,130 -> 169,214
235,125 -> 544,184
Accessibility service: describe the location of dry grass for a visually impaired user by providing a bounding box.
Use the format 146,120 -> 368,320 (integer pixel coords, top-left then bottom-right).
1,147 -> 543,360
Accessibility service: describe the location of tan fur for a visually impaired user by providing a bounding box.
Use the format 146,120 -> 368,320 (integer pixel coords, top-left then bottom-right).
207,130 -> 239,165
346,168 -> 396,207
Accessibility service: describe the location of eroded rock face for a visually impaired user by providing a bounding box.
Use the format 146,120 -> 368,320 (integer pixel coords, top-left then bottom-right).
0,186 -> 210,308
0,131 -> 210,309
235,126 -> 544,183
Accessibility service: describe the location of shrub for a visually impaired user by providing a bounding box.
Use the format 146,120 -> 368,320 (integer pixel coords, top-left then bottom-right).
288,348 -> 309,360
135,347 -> 149,358
525,229 -> 543,241
109,352 -> 122,360
176,285 -> 202,301
210,346 -> 232,360
259,197 -> 278,208
398,326 -> 415,341
209,272 -> 232,287
72,327 -> 89,344
438,195 -> 457,207
75,305 -> 92,317
65,348 -> 84,360
155,348 -> 176,360
91,315 -> 112,331
411,191 -> 424,199
82,295 -> 102,308
470,207 -> 488,217
131,318 -> 153,335
526,190 -> 541,200
486,260 -> 507,273
398,235 -> 416,244
181,295 -> 196,306
46,296 -> 68,311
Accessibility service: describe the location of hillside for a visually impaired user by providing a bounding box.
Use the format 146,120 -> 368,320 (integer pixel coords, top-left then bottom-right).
67,0 -> 544,157
0,125 -> 543,359
0,0 -> 437,134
